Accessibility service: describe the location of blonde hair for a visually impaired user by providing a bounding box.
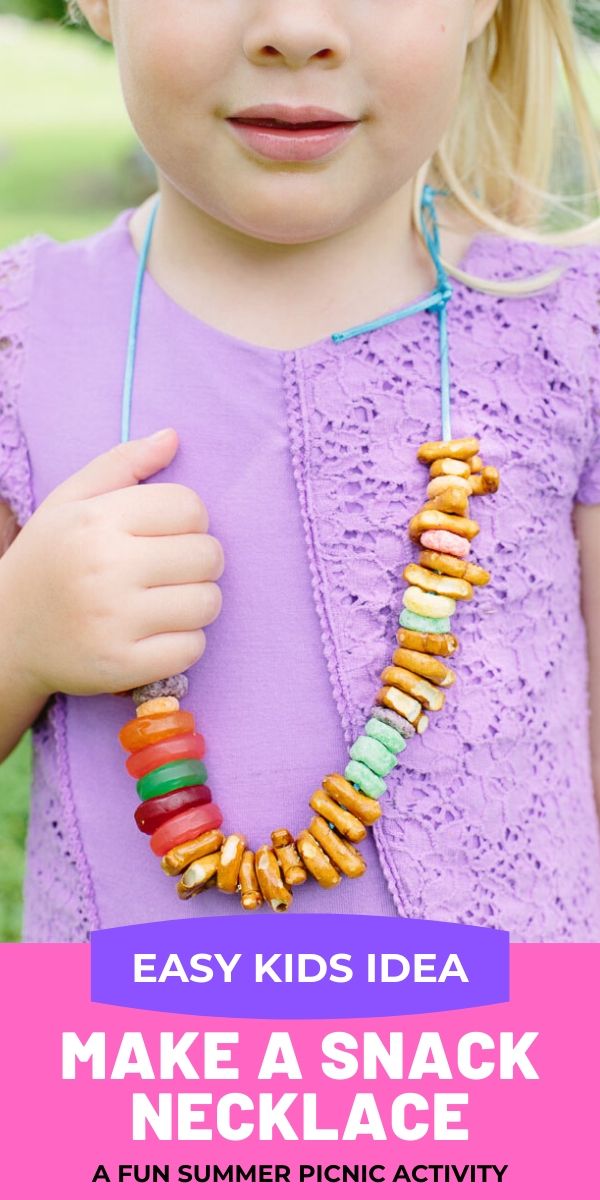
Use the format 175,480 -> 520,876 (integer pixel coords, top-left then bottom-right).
67,0 -> 598,296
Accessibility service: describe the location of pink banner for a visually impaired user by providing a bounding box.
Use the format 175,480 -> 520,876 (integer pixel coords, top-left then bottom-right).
0,943 -> 597,1196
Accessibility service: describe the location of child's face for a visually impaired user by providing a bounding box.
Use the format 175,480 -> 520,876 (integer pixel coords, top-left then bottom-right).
81,0 -> 499,242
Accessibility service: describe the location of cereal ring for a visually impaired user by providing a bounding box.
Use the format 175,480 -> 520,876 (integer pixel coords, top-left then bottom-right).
409,510 -> 479,542
420,530 -> 471,558
132,675 -> 189,706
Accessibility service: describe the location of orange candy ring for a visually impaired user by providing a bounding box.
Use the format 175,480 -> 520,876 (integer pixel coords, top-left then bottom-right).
119,710 -> 194,753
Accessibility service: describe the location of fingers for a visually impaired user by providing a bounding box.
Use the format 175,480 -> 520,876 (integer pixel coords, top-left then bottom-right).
132,533 -> 225,588
132,581 -> 223,638
131,629 -> 208,681
43,430 -> 179,506
92,483 -> 210,536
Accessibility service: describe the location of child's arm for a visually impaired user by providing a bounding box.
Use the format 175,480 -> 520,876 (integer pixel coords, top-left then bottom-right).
574,503 -> 600,818
0,431 -> 224,767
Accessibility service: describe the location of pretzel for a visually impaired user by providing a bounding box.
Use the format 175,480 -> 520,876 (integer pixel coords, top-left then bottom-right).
409,509 -> 480,542
404,562 -> 473,601
309,816 -> 367,878
161,828 -> 225,876
417,437 -> 480,464
177,874 -> 217,901
427,474 -> 472,499
296,829 -> 341,888
418,549 -> 490,587
396,626 -> 460,657
177,851 -> 221,898
422,487 -> 470,517
381,665 -> 446,712
469,465 -> 500,495
376,685 -> 422,727
415,713 -> 430,735
309,789 -> 367,842
239,850 -> 263,911
392,647 -> 456,686
255,846 -> 293,912
271,828 -> 308,886
430,457 -> 472,479
217,833 -> 246,893
321,773 -> 382,825
468,455 -> 484,472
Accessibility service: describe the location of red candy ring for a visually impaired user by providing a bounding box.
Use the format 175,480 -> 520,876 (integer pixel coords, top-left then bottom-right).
126,732 -> 206,779
134,785 -> 213,835
150,802 -> 224,857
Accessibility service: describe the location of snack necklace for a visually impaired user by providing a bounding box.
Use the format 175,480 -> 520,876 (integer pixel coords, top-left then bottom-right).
117,186 -> 500,910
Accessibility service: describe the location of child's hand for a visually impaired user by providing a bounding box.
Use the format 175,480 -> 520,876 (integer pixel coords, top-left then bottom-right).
0,428 -> 224,697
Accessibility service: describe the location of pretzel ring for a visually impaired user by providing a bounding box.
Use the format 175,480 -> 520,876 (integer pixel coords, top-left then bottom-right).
430,457 -> 472,479
418,549 -> 490,587
422,487 -> 470,517
309,789 -> 367,843
309,816 -> 367,878
217,833 -> 247,893
254,846 -> 293,912
409,509 -> 480,542
296,829 -> 341,888
469,466 -> 500,495
177,851 -> 221,898
396,626 -> 460,657
161,828 -> 225,877
239,850 -> 263,911
380,665 -> 446,712
375,685 -> 423,727
271,828 -> 308,886
404,562 -> 473,601
417,437 -> 480,464
321,773 -> 382,825
427,474 -> 472,499
392,647 -> 456,686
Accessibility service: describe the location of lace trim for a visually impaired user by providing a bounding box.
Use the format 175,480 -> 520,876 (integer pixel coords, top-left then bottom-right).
283,236 -> 600,942
0,238 -> 37,528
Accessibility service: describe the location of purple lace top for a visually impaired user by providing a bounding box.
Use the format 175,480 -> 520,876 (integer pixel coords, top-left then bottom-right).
1,208 -> 599,943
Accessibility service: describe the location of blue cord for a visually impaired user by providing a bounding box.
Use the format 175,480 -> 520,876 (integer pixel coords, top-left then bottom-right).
331,185 -> 453,441
121,184 -> 453,445
121,193 -> 161,444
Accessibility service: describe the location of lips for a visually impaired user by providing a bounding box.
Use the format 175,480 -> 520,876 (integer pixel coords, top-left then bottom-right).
228,103 -> 358,129
232,118 -> 345,130
225,104 -> 361,163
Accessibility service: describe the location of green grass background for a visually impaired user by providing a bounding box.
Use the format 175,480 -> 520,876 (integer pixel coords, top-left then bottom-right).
0,14 -> 598,941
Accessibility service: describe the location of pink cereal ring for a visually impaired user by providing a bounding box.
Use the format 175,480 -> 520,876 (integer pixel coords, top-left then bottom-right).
420,530 -> 471,558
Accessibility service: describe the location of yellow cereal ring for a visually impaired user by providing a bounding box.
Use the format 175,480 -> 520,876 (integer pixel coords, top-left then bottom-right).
403,585 -> 456,619
136,696 -> 180,718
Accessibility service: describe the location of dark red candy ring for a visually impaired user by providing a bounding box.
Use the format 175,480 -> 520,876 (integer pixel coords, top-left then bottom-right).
134,784 -> 212,835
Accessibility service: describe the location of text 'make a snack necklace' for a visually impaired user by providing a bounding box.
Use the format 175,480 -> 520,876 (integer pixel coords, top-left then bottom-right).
116,186 -> 500,912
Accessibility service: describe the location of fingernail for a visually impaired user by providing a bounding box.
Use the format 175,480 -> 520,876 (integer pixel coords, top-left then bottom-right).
148,428 -> 173,442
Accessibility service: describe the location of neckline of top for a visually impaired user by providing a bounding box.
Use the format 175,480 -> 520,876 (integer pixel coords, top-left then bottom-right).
114,204 -> 490,357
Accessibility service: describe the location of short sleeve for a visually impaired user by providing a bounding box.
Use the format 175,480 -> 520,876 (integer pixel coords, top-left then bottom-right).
0,237 -> 37,530
573,244 -> 600,505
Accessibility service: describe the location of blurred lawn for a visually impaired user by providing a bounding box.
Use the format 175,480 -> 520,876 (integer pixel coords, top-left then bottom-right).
0,17 -> 597,941
0,15 -> 145,245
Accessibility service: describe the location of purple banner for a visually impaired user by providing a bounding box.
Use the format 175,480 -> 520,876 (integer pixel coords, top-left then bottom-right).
91,915 -> 508,1018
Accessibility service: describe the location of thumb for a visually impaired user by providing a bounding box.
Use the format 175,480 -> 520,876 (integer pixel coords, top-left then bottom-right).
43,428 -> 179,506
